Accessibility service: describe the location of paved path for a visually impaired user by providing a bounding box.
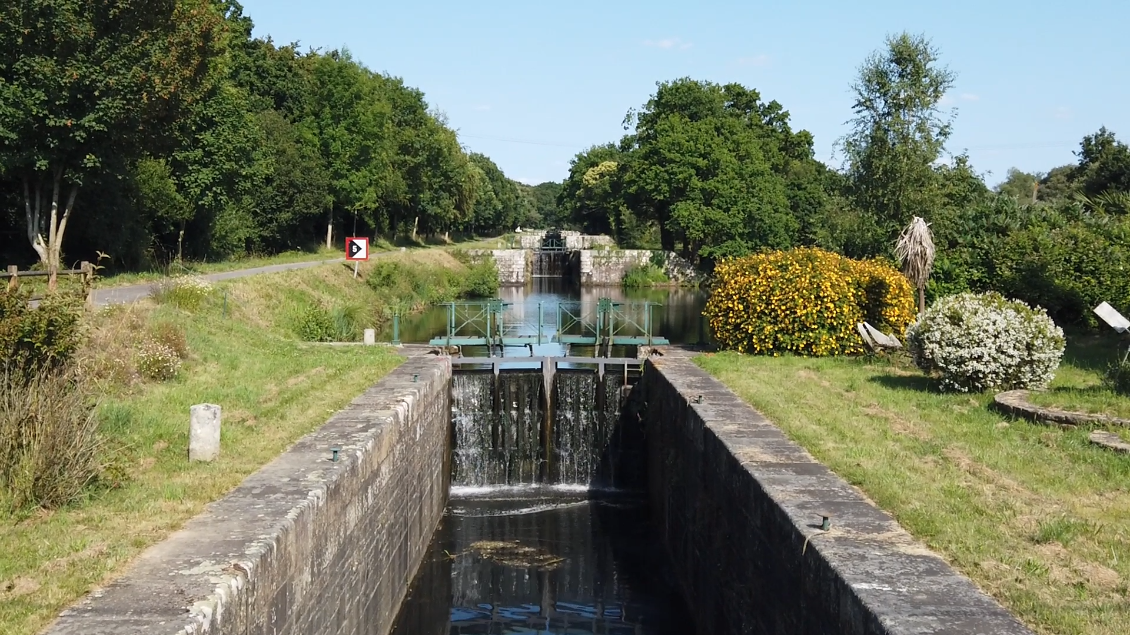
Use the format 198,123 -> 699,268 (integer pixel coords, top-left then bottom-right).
93,258 -> 347,307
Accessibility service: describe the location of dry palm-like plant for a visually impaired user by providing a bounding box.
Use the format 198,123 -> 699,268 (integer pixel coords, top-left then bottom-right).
894,216 -> 935,316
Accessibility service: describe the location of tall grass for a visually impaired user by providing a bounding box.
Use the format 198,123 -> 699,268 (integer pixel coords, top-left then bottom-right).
622,263 -> 669,288
0,369 -> 101,515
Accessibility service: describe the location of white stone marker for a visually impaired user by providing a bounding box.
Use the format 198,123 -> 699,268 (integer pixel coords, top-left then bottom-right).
189,404 -> 222,462
364,328 -> 376,345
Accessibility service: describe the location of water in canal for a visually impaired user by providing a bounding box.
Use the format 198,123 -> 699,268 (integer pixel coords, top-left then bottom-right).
378,278 -> 709,354
389,489 -> 696,635
387,280 -> 703,634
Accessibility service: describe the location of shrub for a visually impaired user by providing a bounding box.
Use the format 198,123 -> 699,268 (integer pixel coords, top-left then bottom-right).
149,321 -> 189,359
293,302 -> 336,342
330,304 -> 362,341
464,256 -> 500,298
0,288 -> 84,374
0,368 -> 102,513
1103,358 -> 1130,396
137,340 -> 182,380
705,247 -> 916,356
905,292 -> 1065,392
622,263 -> 669,289
366,256 -> 495,306
152,275 -> 213,311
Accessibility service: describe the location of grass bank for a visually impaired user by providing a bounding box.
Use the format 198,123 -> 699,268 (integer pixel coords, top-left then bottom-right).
0,250 -> 487,634
697,337 -> 1130,635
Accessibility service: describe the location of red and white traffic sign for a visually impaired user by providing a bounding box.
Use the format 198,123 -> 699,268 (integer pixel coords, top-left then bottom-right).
345,237 -> 369,261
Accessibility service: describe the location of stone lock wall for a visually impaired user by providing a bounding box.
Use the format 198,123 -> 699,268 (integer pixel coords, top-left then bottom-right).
483,249 -> 528,286
630,357 -> 1035,635
44,357 -> 452,635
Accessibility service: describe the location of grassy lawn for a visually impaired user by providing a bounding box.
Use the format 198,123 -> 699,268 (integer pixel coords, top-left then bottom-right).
697,337 -> 1130,635
1023,331 -> 1130,421
0,263 -> 406,635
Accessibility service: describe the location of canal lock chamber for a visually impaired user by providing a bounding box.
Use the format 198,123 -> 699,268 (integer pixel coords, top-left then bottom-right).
388,353 -> 697,635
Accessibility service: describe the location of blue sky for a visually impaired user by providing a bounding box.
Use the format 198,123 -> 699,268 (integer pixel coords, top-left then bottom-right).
240,0 -> 1129,188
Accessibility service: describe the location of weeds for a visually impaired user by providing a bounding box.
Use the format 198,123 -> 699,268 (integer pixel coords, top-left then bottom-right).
0,369 -> 101,515
136,340 -> 181,380
0,288 -> 84,373
622,263 -> 669,288
151,275 -> 212,311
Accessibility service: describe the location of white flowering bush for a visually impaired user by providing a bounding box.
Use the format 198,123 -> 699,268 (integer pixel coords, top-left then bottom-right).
152,275 -> 213,311
137,340 -> 181,381
906,292 -> 1065,393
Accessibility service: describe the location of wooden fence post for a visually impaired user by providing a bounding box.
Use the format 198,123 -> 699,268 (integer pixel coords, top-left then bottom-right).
81,261 -> 93,309
6,265 -> 17,292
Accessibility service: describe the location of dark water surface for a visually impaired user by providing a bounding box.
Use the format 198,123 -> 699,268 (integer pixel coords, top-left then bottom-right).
380,279 -> 709,353
389,490 -> 696,635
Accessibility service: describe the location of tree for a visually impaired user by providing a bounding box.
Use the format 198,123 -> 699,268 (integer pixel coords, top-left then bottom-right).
1075,127 -> 1130,198
0,0 -> 223,288
995,168 -> 1040,204
133,157 -> 192,262
559,144 -> 626,236
894,216 -> 936,315
619,79 -> 805,261
521,182 -> 562,228
839,32 -> 956,254
1037,165 -> 1079,202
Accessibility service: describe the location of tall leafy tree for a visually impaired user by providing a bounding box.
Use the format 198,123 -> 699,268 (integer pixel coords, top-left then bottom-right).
1075,127 -> 1130,198
995,168 -> 1040,203
0,0 -> 224,287
838,32 -> 956,255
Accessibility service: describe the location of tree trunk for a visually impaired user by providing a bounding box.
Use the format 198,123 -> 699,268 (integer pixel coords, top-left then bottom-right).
325,219 -> 333,250
411,216 -> 419,241
918,283 -> 926,317
659,224 -> 675,252
177,221 -> 186,263
23,169 -> 78,292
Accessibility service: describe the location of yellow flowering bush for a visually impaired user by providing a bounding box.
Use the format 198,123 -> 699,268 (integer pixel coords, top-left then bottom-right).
705,247 -> 916,356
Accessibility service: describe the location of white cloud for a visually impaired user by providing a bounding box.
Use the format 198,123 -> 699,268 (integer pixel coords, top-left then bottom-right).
960,93 -> 979,101
737,54 -> 771,67
473,104 -> 491,111
644,37 -> 692,50
1054,106 -> 1072,120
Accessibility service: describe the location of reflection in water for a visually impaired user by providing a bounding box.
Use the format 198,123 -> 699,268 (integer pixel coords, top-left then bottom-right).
389,492 -> 695,635
380,278 -> 709,350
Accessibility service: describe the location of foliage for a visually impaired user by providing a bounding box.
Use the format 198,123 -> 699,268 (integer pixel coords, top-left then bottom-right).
622,263 -> 669,288
928,194 -> 1130,326
136,340 -> 181,381
1103,359 -> 1130,397
557,79 -> 834,263
0,289 -> 83,374
0,368 -> 102,514
293,301 -> 336,342
894,216 -> 935,314
149,321 -> 189,360
906,292 -> 1065,392
705,247 -> 915,356
464,256 -> 501,298
365,258 -> 488,309
151,275 -> 213,311
330,304 -> 362,341
0,0 -> 223,284
0,2 -> 528,272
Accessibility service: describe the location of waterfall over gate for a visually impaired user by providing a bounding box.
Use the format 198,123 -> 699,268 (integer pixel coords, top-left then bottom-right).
450,366 -> 630,488
532,251 -> 571,278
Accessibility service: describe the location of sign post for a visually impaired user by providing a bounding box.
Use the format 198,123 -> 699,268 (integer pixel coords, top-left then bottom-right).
1094,301 -> 1130,362
346,237 -> 369,279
